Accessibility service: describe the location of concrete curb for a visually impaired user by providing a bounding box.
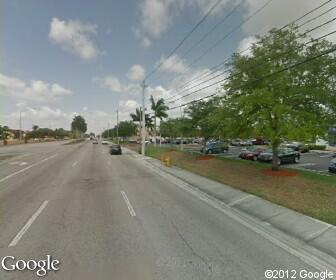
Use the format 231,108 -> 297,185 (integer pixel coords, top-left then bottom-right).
124,148 -> 336,261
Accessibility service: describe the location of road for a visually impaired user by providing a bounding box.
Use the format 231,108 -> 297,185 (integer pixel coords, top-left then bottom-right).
0,141 -> 332,279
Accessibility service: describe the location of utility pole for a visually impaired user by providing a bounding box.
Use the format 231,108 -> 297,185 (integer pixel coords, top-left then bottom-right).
107,122 -> 110,139
141,80 -> 147,155
116,109 -> 119,144
19,111 -> 22,142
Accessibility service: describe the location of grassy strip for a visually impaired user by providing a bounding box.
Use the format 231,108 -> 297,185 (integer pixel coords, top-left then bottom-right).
145,145 -> 336,225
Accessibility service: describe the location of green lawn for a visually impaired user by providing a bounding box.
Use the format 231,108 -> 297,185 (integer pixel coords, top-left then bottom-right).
144,145 -> 336,225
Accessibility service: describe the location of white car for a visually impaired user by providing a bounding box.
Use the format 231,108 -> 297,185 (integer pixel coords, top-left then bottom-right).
101,140 -> 109,145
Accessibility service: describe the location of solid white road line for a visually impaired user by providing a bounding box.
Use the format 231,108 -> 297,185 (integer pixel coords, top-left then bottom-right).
72,161 -> 78,167
8,200 -> 49,247
120,191 -> 136,217
0,154 -> 57,183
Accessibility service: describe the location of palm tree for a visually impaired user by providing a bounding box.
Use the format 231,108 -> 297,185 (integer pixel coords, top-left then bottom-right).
150,95 -> 168,146
130,108 -> 153,135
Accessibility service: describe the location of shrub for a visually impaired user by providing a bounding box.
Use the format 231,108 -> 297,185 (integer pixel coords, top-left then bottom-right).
307,144 -> 326,150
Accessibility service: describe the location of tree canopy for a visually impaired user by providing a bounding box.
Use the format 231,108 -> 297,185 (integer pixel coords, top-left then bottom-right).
71,115 -> 87,135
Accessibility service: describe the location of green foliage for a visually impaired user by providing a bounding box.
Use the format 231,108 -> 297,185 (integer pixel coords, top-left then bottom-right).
0,125 -> 9,140
307,144 -> 326,151
26,127 -> 71,139
102,121 -> 137,138
71,115 -> 87,134
216,26 -> 336,169
130,108 -> 153,131
185,97 -> 222,140
160,118 -> 195,138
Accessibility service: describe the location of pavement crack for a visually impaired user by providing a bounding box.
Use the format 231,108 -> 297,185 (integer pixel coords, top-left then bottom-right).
170,220 -> 213,272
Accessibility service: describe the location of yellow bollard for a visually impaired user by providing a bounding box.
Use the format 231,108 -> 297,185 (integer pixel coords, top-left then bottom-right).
164,156 -> 172,167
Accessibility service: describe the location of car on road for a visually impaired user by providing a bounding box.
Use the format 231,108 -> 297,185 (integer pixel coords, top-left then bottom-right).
329,158 -> 336,173
258,148 -> 300,165
200,141 -> 229,154
101,140 -> 109,145
110,144 -> 122,155
92,139 -> 98,144
239,147 -> 265,161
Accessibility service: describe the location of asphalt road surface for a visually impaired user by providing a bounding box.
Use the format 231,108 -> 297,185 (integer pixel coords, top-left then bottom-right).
0,141 -> 331,279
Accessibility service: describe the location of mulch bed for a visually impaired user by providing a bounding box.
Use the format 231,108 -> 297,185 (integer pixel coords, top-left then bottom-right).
262,168 -> 298,177
195,155 -> 214,160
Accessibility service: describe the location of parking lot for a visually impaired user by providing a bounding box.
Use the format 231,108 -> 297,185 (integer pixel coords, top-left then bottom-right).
164,143 -> 335,175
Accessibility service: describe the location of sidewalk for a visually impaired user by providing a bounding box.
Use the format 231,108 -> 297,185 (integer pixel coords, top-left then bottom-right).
124,147 -> 336,266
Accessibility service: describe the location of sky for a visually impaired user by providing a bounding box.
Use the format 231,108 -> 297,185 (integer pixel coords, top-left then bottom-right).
1,0 -> 335,133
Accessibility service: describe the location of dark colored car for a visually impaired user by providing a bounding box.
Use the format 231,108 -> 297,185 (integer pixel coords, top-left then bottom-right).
200,142 -> 229,154
252,139 -> 265,145
239,147 -> 265,161
329,158 -> 336,173
110,144 -> 122,155
258,148 -> 300,165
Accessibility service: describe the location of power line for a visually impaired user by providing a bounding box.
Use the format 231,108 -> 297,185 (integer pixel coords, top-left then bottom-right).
148,0 -> 244,85
168,44 -> 336,111
144,0 -> 224,81
160,0 -> 335,99
167,21 -> 336,104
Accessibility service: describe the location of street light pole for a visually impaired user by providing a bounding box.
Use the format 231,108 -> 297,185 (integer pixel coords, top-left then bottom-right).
141,80 -> 147,155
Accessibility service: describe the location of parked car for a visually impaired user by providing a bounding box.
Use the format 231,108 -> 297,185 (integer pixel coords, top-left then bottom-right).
231,139 -> 242,146
252,138 -> 265,145
240,139 -> 253,146
110,144 -> 122,155
200,141 -> 229,154
192,139 -> 201,144
101,140 -> 109,145
258,148 -> 300,165
239,147 -> 265,161
329,158 -> 336,173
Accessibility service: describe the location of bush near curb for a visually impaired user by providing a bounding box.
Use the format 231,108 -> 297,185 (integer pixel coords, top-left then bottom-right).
307,144 -> 326,150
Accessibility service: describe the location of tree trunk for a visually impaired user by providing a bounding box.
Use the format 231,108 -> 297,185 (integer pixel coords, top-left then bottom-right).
154,114 -> 157,147
202,137 -> 207,154
272,142 -> 279,171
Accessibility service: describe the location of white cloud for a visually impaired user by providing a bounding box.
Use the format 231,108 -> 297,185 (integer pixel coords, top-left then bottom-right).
49,17 -> 101,60
158,54 -> 189,74
242,0 -> 336,42
0,73 -> 73,103
94,75 -> 142,96
134,0 -> 232,47
237,36 -> 258,56
94,75 -> 126,93
127,64 -> 146,81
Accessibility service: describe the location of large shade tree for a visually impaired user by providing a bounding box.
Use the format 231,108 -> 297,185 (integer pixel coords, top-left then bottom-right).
219,26 -> 336,170
186,97 -> 222,151
71,115 -> 87,137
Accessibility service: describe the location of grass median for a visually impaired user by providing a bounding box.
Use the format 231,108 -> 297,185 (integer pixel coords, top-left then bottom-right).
138,145 -> 336,225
